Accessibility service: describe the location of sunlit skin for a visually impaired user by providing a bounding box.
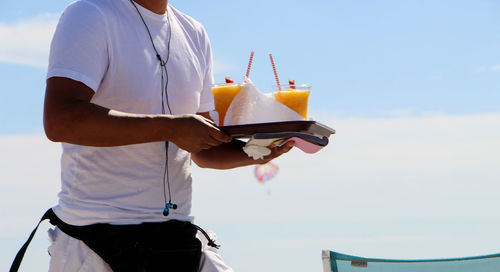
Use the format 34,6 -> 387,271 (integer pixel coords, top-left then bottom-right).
133,0 -> 169,15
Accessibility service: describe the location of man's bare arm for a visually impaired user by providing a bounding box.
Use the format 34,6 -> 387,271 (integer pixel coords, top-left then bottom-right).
43,77 -> 231,151
191,112 -> 294,169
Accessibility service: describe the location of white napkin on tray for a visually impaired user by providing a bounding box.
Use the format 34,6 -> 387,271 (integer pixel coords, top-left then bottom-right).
223,79 -> 303,126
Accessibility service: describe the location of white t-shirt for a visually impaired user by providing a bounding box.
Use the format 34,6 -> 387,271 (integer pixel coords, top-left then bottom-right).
47,0 -> 215,225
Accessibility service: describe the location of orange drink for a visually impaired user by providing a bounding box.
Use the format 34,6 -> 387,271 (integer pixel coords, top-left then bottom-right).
211,83 -> 244,126
273,84 -> 311,119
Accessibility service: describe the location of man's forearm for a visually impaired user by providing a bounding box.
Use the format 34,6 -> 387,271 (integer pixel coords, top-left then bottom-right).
191,139 -> 296,170
44,77 -> 174,147
191,140 -> 265,169
43,77 -> 231,150
44,100 -> 172,147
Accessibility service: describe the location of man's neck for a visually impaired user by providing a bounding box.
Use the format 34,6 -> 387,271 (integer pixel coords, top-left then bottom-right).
133,0 -> 168,15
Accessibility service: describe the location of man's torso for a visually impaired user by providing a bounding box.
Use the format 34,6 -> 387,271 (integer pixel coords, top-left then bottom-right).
48,0 -> 214,225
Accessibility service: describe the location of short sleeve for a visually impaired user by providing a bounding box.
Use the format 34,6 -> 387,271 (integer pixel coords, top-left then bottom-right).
47,1 -> 109,92
197,26 -> 215,113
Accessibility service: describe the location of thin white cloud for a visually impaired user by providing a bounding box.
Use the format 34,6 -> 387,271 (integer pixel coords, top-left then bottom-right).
236,234 -> 449,250
476,66 -> 487,73
476,65 -> 500,73
0,14 -> 234,72
213,59 -> 233,74
192,112 -> 500,223
375,108 -> 443,117
0,13 -> 59,68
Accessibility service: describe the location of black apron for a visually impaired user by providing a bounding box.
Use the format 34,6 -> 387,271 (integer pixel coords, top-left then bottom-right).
10,209 -> 219,272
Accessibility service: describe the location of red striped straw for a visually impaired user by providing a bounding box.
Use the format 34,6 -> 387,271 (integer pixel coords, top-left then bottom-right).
269,53 -> 281,91
245,51 -> 255,78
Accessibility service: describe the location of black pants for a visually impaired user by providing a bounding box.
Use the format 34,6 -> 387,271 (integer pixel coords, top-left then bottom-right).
10,209 -> 202,272
52,212 -> 202,272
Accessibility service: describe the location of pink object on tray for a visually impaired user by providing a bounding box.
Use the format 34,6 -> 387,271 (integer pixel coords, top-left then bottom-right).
282,137 -> 325,154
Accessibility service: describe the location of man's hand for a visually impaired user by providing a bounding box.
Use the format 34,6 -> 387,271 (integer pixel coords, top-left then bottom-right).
258,141 -> 295,164
168,114 -> 231,153
189,111 -> 295,169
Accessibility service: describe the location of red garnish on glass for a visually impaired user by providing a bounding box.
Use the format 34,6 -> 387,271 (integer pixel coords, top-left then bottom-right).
289,79 -> 296,89
225,76 -> 234,84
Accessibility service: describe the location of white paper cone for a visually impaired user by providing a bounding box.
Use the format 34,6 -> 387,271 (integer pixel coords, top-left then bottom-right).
224,80 -> 304,126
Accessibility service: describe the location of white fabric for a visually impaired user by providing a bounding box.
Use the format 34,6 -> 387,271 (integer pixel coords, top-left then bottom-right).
209,110 -> 220,126
47,0 -> 215,225
242,138 -> 275,160
197,230 -> 235,272
47,227 -> 234,272
48,228 -> 112,272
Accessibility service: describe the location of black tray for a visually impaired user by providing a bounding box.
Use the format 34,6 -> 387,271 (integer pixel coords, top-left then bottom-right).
220,120 -> 335,138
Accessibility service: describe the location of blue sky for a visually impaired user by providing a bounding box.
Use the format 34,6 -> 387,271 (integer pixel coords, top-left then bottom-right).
1,0 -> 499,134
1,1 -> 500,271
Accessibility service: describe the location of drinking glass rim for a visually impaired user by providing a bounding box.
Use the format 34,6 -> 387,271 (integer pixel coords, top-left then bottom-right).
272,84 -> 311,90
211,83 -> 244,88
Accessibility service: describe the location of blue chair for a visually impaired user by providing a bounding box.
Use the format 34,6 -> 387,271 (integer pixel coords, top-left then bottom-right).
322,250 -> 500,272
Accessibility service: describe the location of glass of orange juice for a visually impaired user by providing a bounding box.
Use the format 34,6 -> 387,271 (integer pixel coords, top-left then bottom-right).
211,83 -> 244,126
272,84 -> 311,119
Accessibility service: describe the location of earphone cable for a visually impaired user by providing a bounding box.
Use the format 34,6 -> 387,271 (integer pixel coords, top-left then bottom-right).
129,0 -> 174,209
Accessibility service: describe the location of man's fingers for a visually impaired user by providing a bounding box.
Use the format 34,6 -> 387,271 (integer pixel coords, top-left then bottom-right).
275,141 -> 294,154
198,116 -> 231,143
204,136 -> 222,147
208,128 -> 232,143
194,114 -> 231,144
202,117 -> 216,126
199,118 -> 218,130
200,143 -> 212,150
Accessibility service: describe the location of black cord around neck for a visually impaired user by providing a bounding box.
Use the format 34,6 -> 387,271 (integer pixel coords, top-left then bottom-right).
129,0 -> 175,215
